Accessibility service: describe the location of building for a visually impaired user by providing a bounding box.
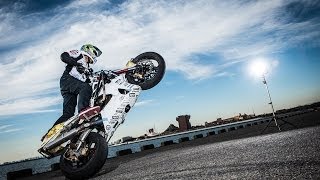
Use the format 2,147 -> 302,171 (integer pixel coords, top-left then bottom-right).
146,128 -> 159,137
114,136 -> 135,144
161,124 -> 179,135
176,115 -> 191,131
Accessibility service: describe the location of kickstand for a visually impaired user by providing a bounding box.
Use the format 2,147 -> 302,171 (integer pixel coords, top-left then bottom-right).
260,116 -> 298,134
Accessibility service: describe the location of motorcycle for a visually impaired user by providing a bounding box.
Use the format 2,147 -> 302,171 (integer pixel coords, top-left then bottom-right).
38,52 -> 166,179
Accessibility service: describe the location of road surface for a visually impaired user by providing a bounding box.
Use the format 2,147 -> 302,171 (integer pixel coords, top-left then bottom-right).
23,125 -> 320,179
91,126 -> 320,179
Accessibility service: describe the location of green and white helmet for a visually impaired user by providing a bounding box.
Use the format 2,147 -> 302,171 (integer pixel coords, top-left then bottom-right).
80,44 -> 102,64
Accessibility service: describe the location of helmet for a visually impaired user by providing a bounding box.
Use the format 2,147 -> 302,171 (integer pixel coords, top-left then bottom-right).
80,44 -> 102,64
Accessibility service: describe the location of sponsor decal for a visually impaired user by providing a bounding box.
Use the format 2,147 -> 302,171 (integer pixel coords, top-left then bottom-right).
115,79 -> 122,84
125,105 -> 131,113
69,50 -> 79,55
129,93 -> 136,97
116,110 -> 123,113
109,119 -> 117,124
105,125 -> 111,130
112,116 -> 119,119
123,101 -> 130,107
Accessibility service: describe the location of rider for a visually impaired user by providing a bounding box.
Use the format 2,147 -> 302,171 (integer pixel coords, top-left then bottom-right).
41,44 -> 102,141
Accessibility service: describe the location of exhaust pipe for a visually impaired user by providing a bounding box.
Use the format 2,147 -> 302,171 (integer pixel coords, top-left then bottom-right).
43,119 -> 104,151
44,126 -> 80,150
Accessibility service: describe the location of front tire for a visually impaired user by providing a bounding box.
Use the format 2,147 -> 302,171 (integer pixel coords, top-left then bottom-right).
126,52 -> 166,90
60,132 -> 108,180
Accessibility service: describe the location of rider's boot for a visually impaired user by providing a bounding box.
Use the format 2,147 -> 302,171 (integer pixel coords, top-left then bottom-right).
41,106 -> 100,142
41,123 -> 64,142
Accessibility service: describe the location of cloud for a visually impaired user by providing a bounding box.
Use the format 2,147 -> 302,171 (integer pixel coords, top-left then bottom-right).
0,124 -> 23,134
0,128 -> 23,134
214,72 -> 235,78
67,0 -> 106,8
0,124 -> 13,130
0,0 -> 319,115
0,97 -> 61,116
135,100 -> 154,107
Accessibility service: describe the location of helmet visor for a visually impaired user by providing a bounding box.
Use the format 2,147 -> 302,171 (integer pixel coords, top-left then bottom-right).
92,46 -> 102,57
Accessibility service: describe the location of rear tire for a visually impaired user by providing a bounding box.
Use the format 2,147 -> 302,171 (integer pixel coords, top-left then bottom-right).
126,52 -> 165,90
60,132 -> 108,180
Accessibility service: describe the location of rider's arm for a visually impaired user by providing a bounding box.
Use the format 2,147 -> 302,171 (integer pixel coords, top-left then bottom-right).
60,52 -> 83,66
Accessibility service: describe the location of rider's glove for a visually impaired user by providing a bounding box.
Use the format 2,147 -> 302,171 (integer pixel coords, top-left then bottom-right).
84,68 -> 93,76
105,71 -> 116,83
76,63 -> 85,74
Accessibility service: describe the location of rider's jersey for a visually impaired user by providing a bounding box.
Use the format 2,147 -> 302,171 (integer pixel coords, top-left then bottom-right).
62,49 -> 91,82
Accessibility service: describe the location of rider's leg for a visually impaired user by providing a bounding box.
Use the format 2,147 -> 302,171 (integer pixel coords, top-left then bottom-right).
63,76 -> 92,113
42,77 -> 77,141
53,92 -> 77,125
50,77 -> 92,127
76,82 -> 92,113
53,75 -> 78,125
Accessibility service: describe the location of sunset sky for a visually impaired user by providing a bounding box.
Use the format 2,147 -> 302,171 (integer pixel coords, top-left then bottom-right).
0,0 -> 319,163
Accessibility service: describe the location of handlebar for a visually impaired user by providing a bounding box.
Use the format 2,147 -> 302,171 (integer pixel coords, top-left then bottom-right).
93,65 -> 140,77
91,65 -> 142,84
111,66 -> 138,75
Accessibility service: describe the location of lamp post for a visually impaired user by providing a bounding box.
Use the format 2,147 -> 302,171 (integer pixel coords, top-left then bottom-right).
262,74 -> 281,131
248,59 -> 282,132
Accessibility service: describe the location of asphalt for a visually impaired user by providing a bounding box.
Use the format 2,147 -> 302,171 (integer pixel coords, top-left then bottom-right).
20,111 -> 320,180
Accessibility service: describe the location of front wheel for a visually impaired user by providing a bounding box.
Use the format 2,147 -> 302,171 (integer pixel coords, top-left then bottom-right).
60,132 -> 108,180
126,52 -> 166,90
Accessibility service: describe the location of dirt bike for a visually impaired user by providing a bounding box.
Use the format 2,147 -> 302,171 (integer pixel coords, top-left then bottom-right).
38,52 -> 165,179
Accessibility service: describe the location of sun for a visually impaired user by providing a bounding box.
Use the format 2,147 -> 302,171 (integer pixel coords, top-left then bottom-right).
248,58 -> 268,77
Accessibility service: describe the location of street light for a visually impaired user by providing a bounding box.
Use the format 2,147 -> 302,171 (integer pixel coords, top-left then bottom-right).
249,59 -> 281,131
262,74 -> 281,131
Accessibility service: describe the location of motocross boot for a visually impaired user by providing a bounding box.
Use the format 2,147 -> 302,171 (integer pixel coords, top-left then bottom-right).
41,123 -> 64,142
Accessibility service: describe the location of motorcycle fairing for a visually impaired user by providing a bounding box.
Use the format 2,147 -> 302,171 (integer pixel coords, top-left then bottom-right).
96,74 -> 141,141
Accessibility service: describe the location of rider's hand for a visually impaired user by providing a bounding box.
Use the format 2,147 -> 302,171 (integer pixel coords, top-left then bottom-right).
105,71 -> 116,83
76,63 -> 85,74
84,68 -> 93,76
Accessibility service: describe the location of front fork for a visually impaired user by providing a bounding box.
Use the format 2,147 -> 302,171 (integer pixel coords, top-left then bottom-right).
75,129 -> 92,151
63,117 -> 109,161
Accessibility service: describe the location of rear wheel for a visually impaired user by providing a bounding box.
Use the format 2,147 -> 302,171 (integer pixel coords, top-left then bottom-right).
126,52 -> 165,90
60,132 -> 108,180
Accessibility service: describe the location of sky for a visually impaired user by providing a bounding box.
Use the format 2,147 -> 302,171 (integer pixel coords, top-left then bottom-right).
0,0 -> 319,163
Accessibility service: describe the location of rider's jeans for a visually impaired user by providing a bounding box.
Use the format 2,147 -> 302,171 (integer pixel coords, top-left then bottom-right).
53,74 -> 92,125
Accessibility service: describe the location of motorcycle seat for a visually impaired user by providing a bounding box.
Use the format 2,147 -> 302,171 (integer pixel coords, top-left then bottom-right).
79,106 -> 101,121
